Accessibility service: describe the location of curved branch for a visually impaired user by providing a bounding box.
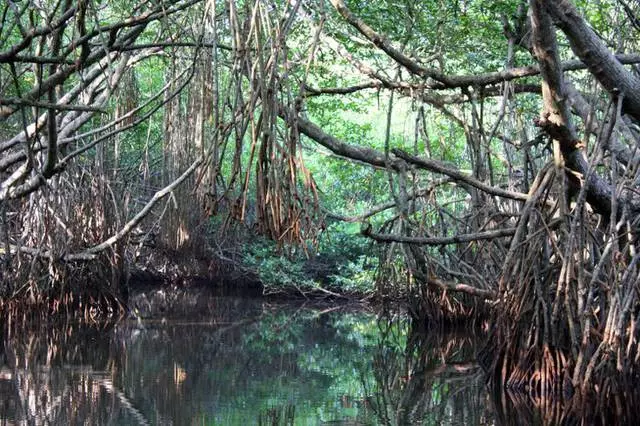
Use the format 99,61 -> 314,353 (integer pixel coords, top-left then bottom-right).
531,0 -> 616,217
329,0 -> 640,90
289,109 -> 529,201
329,0 -> 444,82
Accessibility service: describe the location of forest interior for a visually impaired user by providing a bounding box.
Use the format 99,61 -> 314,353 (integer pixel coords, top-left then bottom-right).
2,0 -> 640,419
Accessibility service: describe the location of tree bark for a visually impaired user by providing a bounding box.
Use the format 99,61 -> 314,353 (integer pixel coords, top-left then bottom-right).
544,0 -> 640,122
530,0 -> 623,218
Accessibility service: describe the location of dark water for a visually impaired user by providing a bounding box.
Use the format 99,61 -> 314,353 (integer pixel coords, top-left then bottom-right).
0,290 -> 493,425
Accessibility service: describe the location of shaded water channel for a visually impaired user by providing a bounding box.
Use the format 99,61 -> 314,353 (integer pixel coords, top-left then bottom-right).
0,288 -> 494,425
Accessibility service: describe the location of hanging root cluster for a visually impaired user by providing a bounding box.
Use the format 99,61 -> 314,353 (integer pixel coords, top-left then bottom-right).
480,161 -> 640,414
192,0 -> 324,255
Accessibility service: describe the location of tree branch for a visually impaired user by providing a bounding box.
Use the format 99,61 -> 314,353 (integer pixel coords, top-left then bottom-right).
531,0 -> 618,217
544,0 -> 640,122
329,0 -> 640,90
361,223 -> 516,245
392,149 -> 528,201
325,179 -> 450,222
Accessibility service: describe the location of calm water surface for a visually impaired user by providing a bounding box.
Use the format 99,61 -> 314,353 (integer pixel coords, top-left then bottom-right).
0,289 -> 493,425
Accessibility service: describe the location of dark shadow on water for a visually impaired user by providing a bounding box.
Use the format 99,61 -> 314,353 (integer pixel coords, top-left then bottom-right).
2,289 -> 636,425
0,289 -> 492,425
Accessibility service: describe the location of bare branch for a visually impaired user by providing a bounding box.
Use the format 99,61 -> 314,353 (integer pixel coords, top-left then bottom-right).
0,97 -> 106,113
392,149 -> 529,201
361,223 -> 516,245
544,0 -> 640,121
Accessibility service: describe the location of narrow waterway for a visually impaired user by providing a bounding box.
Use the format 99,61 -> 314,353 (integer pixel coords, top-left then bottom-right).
0,289 -> 492,425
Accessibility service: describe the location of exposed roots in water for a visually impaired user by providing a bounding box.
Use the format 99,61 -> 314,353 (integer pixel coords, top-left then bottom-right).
408,286 -> 489,331
488,370 -> 640,424
1,267 -> 128,322
0,169 -> 130,319
480,162 -> 640,415
373,215 -> 497,328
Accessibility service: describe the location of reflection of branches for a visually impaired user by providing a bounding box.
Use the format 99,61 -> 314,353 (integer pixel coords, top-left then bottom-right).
362,316 -> 491,424
0,319 -> 118,424
95,378 -> 150,426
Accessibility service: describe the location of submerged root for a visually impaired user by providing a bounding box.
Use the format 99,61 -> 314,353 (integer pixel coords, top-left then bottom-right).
1,284 -> 127,322
408,286 -> 489,331
489,366 -> 640,424
0,252 -> 128,320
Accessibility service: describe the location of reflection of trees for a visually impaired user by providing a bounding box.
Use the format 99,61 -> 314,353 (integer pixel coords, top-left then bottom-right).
0,297 -> 273,425
1,298 -> 377,425
0,320 -> 149,425
363,316 -> 493,424
489,377 -> 640,425
3,299 -> 566,425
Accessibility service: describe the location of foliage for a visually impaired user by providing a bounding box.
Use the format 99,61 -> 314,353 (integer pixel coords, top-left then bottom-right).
241,232 -> 378,295
328,255 -> 378,294
242,238 -> 318,293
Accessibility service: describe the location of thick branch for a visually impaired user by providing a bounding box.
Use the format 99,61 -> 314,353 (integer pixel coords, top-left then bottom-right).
431,54 -> 640,90
329,0 -> 640,90
304,81 -> 541,104
544,0 -> 640,122
293,111 -> 391,168
530,0 -> 615,217
0,97 -> 106,113
290,110 -> 529,201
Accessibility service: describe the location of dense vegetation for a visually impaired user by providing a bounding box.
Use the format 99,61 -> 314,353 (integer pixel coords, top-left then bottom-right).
2,0 -> 640,413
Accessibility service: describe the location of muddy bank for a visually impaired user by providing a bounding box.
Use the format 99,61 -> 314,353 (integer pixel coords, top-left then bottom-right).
129,247 -> 374,303
129,246 -> 262,290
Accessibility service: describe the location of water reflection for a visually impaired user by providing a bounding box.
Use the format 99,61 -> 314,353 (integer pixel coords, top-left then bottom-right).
366,318 -> 493,424
0,292 -> 492,425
